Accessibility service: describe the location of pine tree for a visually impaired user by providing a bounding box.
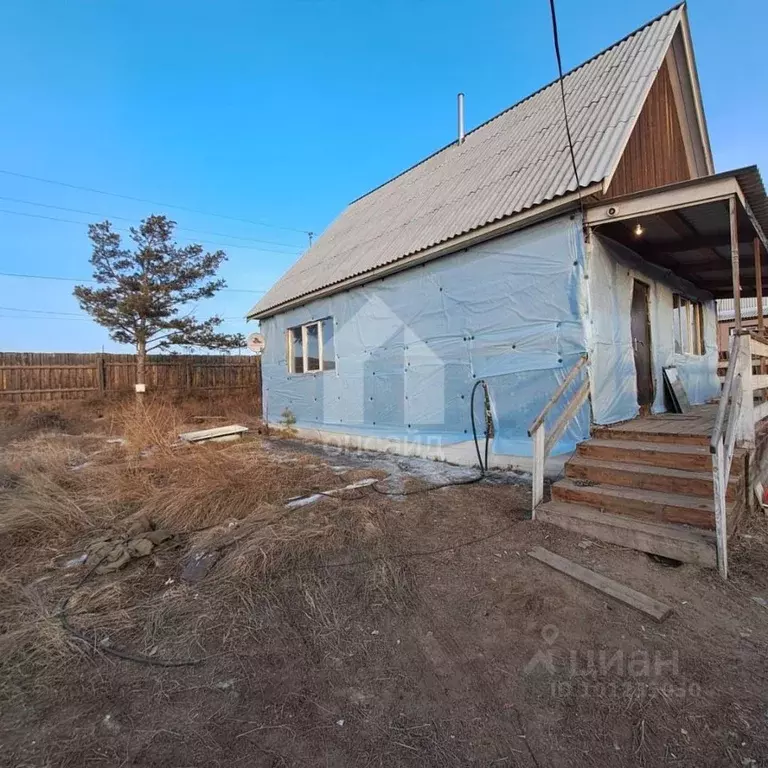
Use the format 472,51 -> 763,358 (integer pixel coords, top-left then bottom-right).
74,215 -> 245,398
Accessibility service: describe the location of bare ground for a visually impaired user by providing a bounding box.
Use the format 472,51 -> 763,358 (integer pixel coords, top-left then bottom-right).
1,399 -> 767,767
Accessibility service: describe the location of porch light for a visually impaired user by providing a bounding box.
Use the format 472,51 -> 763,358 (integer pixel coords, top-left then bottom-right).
633,222 -> 645,237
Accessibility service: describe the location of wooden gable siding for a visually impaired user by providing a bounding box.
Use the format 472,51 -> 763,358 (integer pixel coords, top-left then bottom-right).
604,59 -> 691,198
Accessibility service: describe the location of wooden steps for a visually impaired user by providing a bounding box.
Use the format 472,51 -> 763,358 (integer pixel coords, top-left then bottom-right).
565,456 -> 740,502
536,501 -> 716,567
537,422 -> 748,569
578,439 -> 715,471
592,424 -> 710,447
552,477 -> 718,529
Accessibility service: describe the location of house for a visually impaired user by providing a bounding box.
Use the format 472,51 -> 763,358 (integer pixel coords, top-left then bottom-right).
249,4 -> 768,577
717,298 -> 768,357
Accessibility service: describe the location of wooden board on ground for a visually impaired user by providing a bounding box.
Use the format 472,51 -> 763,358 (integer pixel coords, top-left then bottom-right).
663,366 -> 691,414
179,425 -> 249,443
528,546 -> 672,622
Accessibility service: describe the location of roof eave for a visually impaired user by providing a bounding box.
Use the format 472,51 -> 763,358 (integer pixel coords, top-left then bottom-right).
247,184 -> 603,320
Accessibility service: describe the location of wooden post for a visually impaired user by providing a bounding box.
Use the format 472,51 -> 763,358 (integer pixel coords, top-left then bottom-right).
755,237 -> 764,337
755,236 -> 766,398
96,355 -> 106,397
736,331 -> 755,446
730,195 -> 741,332
531,424 -> 545,518
712,438 -> 728,579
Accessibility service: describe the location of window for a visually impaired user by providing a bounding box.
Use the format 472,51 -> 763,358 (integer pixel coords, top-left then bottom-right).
673,295 -> 705,355
287,318 -> 335,373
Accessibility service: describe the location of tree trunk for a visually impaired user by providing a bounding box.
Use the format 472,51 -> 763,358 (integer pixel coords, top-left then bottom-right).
136,338 -> 147,404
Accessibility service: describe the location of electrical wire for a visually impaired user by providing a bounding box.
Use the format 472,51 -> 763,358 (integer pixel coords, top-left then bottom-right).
0,168 -> 313,236
366,380 -> 491,496
58,550 -> 206,668
547,0 -> 586,225
470,379 -> 490,473
0,271 -> 268,295
0,195 -> 305,250
0,208 -> 301,255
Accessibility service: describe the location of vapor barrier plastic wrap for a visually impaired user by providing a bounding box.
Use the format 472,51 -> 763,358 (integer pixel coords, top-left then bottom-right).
588,234 -> 720,425
259,215 -> 590,458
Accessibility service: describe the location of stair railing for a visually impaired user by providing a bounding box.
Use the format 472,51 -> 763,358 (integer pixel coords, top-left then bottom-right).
528,355 -> 590,518
711,332 -> 751,580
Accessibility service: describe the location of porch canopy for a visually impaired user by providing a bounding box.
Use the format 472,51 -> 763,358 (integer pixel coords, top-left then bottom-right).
585,166 -> 768,331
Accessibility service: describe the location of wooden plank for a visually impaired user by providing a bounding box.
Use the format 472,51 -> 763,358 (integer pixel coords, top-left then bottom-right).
750,336 -> 768,359
756,237 -> 764,335
536,502 -> 716,568
565,455 -> 738,501
712,334 -> 741,450
531,424 -> 545,517
528,355 -> 587,435
552,478 -> 716,529
755,400 -> 768,423
712,440 -> 728,579
528,546 -> 672,622
753,375 -> 768,390
544,378 -> 590,456
730,194 -> 741,331
179,424 -> 249,443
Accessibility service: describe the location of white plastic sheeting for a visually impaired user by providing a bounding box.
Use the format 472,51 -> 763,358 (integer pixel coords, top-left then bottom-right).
259,215 -> 591,458
587,234 -> 720,424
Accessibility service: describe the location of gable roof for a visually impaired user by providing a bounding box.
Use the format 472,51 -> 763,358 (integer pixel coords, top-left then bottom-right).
249,4 -> 688,319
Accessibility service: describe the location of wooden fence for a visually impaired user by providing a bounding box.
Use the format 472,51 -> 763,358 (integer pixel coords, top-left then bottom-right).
0,352 -> 262,404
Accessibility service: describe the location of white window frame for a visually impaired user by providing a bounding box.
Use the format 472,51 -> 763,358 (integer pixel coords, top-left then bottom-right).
673,294 -> 706,356
287,319 -> 331,373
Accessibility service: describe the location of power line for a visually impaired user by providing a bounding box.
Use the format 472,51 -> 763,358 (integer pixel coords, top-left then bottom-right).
0,208 -> 302,255
547,0 -> 585,225
0,305 -> 84,316
0,168 -> 313,236
0,195 -> 304,250
0,304 -> 247,320
0,271 -> 268,295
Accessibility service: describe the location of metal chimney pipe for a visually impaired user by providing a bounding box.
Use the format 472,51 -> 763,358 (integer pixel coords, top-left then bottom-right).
457,92 -> 465,145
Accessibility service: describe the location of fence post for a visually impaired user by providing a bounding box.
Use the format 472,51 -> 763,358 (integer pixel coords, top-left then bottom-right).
96,355 -> 106,397
185,361 -> 193,392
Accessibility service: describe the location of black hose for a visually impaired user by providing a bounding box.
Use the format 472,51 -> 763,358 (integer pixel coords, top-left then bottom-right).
470,379 -> 491,474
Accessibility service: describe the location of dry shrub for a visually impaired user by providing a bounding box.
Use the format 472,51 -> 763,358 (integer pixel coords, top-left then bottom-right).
0,468 -> 109,542
135,444 -> 340,532
0,577 -> 81,677
212,499 -> 398,585
115,398 -> 184,454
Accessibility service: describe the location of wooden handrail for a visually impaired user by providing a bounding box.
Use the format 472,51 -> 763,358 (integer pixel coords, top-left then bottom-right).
528,355 -> 588,436
529,354 -> 590,518
711,334 -> 740,452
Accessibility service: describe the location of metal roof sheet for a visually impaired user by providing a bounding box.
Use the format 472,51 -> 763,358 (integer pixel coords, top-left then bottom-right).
249,5 -> 684,318
717,297 -> 765,321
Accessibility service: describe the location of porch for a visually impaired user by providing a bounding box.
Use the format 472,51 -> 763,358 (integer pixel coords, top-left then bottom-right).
530,164 -> 768,578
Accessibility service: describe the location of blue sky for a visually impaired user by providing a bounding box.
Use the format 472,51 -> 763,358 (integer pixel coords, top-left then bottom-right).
1,0 -> 766,352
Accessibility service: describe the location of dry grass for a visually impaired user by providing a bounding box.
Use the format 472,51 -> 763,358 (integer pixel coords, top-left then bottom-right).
0,396 -> 415,704
114,398 -> 184,454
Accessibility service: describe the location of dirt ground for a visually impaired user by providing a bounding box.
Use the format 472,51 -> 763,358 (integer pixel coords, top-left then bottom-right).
1,397 -> 768,767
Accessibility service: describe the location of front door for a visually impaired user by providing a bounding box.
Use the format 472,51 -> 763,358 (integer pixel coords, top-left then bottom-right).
630,279 -> 654,412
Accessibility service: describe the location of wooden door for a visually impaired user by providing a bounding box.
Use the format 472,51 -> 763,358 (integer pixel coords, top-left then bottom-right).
630,279 -> 654,412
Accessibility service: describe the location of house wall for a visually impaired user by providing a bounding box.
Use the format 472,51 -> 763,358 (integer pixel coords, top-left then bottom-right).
603,58 -> 692,198
588,234 -> 720,424
259,215 -> 591,463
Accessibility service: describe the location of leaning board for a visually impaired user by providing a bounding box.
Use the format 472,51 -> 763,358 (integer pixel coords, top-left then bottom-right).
663,366 -> 691,414
528,546 -> 672,622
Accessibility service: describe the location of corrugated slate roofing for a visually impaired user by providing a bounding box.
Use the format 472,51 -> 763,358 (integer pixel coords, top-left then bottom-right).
249,4 -> 684,318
